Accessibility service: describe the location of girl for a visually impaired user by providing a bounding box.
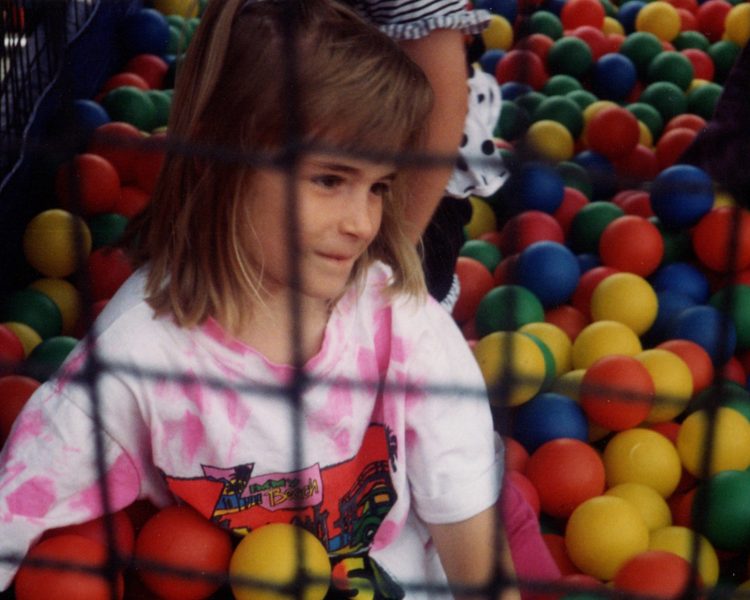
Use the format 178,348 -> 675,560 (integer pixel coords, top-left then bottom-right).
0,1 -> 519,599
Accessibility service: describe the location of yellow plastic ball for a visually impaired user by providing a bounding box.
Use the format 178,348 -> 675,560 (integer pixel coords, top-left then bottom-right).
153,0 -> 200,18
28,278 -> 82,336
525,120 -> 575,162
565,495 -> 650,581
638,122 -> 653,148
724,3 -> 750,47
649,526 -> 719,586
590,273 -> 658,336
636,349 -> 693,424
676,407 -> 750,477
482,14 -> 514,50
714,188 -> 736,207
603,428 -> 682,498
473,331 -> 547,407
229,524 -> 332,600
571,320 -> 643,370
23,209 -> 92,278
635,1 -> 681,41
464,196 -> 497,240
2,322 -> 42,357
605,482 -> 672,531
603,16 -> 625,35
583,100 -> 619,126
519,322 -> 572,376
550,368 -> 586,401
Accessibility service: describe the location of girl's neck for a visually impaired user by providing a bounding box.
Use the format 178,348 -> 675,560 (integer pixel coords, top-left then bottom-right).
232,293 -> 332,366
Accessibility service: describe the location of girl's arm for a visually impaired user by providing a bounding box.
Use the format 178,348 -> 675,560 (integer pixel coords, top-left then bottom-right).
399,28 -> 469,242
428,507 -> 522,600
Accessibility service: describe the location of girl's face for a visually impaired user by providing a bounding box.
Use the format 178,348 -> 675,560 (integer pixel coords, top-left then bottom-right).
245,152 -> 395,306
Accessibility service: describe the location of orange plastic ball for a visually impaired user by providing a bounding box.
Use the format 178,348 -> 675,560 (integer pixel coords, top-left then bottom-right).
613,550 -> 700,598
453,257 -> 496,324
54,153 -> 122,216
0,374 -> 40,443
525,438 -> 606,518
693,207 -> 750,273
88,121 -> 144,184
585,107 -> 640,160
14,534 -> 124,600
134,505 -> 234,600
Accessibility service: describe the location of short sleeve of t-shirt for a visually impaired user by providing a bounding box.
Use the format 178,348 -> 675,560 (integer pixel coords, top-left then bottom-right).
345,0 -> 491,40
398,298 -> 503,524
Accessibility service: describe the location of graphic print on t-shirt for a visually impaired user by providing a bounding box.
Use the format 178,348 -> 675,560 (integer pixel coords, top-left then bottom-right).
164,423 -> 397,557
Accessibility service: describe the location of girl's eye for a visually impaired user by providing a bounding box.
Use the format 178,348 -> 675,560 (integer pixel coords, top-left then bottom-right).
371,182 -> 391,197
313,175 -> 343,189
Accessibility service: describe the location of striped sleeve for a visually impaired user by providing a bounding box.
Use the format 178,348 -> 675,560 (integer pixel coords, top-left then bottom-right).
348,0 -> 492,40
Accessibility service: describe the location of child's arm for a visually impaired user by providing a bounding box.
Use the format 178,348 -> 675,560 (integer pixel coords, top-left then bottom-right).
428,507 -> 522,600
399,29 -> 469,242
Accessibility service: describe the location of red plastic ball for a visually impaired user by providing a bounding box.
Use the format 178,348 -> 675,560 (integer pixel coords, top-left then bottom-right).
668,487 -> 697,528
571,266 -> 619,319
655,128 -> 698,171
88,122 -> 144,184
720,356 -> 746,386
515,33 -> 555,61
493,254 -> 520,285
613,550 -> 701,598
561,0 -> 605,31
496,49 -> 549,90
586,106 -> 641,160
123,54 -> 169,89
504,435 -> 531,472
580,354 -> 655,431
613,144 -> 660,183
525,438 -> 606,518
656,339 -> 714,394
677,8 -> 699,32
55,153 -> 122,216
98,72 -> 150,97
612,190 -> 654,218
506,470 -> 541,516
87,247 -> 134,302
0,324 -> 25,369
115,185 -> 151,218
570,25 -> 610,60
680,49 -> 715,81
132,131 -> 167,195
543,533 -> 581,576
500,210 -> 565,256
599,215 -> 664,276
696,0 -> 732,41
134,505 -> 233,600
453,256 -> 496,324
14,534 -> 124,600
553,187 -> 589,237
664,113 -> 707,134
545,304 -> 589,341
44,510 -> 135,558
693,206 -> 750,272
0,374 -> 40,443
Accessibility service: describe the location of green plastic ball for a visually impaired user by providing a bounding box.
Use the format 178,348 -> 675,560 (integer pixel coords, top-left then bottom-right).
145,89 -> 172,129
619,31 -> 664,76
566,89 -> 598,111
672,30 -> 710,51
496,100 -> 531,141
708,40 -> 741,83
687,83 -> 723,120
27,335 -> 78,381
101,86 -> 157,132
87,213 -> 129,250
515,91 -> 547,116
569,201 -> 625,254
528,10 -> 563,39
547,37 -> 593,77
626,102 -> 664,141
475,285 -> 545,337
649,217 -> 693,264
709,284 -> 750,351
1,289 -> 63,340
639,81 -> 687,121
460,239 -> 503,273
532,96 -> 584,138
647,51 -> 695,90
556,161 -> 593,199
543,74 -> 583,96
695,470 -> 750,552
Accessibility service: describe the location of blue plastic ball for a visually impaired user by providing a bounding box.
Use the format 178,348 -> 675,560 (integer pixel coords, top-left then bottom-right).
479,49 -> 506,75
501,81 -> 534,100
617,0 -> 646,33
644,290 -> 697,345
592,53 -> 638,101
518,161 -> 566,213
650,262 -> 710,304
120,8 -> 170,57
517,241 -> 581,308
72,99 -> 110,141
474,0 -> 518,25
512,392 -> 589,453
577,253 -> 601,273
572,150 -> 617,200
649,164 -> 714,229
670,304 -> 738,366
542,0 -> 566,15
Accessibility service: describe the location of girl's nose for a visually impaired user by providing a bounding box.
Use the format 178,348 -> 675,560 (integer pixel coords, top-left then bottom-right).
340,188 -> 381,240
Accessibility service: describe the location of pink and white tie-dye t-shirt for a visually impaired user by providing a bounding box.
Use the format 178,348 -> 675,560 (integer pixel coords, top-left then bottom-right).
0,261 -> 501,597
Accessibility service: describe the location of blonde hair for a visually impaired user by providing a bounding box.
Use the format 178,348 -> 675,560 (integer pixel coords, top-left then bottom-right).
128,0 -> 434,333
